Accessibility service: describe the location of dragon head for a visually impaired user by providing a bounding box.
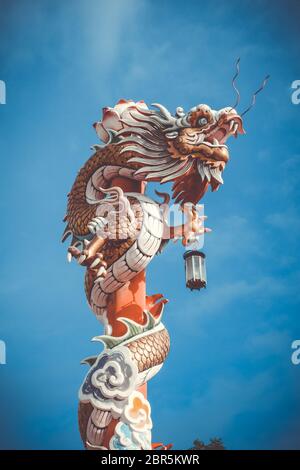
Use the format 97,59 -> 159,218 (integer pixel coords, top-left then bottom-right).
94,99 -> 245,205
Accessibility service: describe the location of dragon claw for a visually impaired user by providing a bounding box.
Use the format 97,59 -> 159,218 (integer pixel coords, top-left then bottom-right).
91,260 -> 108,284
90,258 -> 101,269
78,254 -> 87,264
68,240 -> 108,282
97,266 -> 107,277
68,246 -> 81,259
89,253 -> 106,269
181,206 -> 212,246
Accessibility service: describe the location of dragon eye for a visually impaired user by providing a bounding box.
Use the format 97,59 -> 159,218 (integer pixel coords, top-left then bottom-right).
198,117 -> 208,126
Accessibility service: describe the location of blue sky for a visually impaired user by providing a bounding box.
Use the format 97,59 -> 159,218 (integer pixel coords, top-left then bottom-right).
0,0 -> 300,450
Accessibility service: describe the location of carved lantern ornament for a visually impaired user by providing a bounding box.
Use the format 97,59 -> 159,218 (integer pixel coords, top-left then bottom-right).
183,250 -> 207,291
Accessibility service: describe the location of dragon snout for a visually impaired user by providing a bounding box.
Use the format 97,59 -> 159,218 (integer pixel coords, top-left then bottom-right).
218,112 -> 245,137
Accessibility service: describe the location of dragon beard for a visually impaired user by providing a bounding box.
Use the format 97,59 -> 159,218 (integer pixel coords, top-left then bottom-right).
113,105 -> 225,205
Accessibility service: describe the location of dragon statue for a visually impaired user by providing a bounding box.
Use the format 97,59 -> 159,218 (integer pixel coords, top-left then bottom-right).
62,61 -> 272,448
62,98 -> 244,450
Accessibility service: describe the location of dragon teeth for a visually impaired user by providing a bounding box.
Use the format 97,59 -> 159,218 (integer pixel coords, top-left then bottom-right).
203,165 -> 211,181
197,161 -> 211,182
210,168 -> 224,184
197,161 -> 206,181
97,266 -> 107,277
90,258 -> 101,269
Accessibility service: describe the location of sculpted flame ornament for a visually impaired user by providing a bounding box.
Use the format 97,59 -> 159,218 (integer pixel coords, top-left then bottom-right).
63,66 -> 268,449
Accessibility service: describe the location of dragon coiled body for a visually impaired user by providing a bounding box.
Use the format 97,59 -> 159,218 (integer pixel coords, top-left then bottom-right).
65,143 -> 171,449
88,192 -> 164,326
64,99 -> 244,450
66,143 -> 167,326
78,324 -> 170,450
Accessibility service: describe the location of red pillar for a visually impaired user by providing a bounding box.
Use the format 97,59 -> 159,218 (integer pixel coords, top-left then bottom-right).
106,176 -> 148,401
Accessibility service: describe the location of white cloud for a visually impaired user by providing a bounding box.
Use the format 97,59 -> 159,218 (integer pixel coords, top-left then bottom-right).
279,155 -> 300,197
188,371 -> 277,433
266,208 -> 300,233
156,369 -> 282,449
208,214 -> 264,259
1,0 -> 144,74
180,269 -> 300,321
76,0 -> 144,71
244,329 -> 291,358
